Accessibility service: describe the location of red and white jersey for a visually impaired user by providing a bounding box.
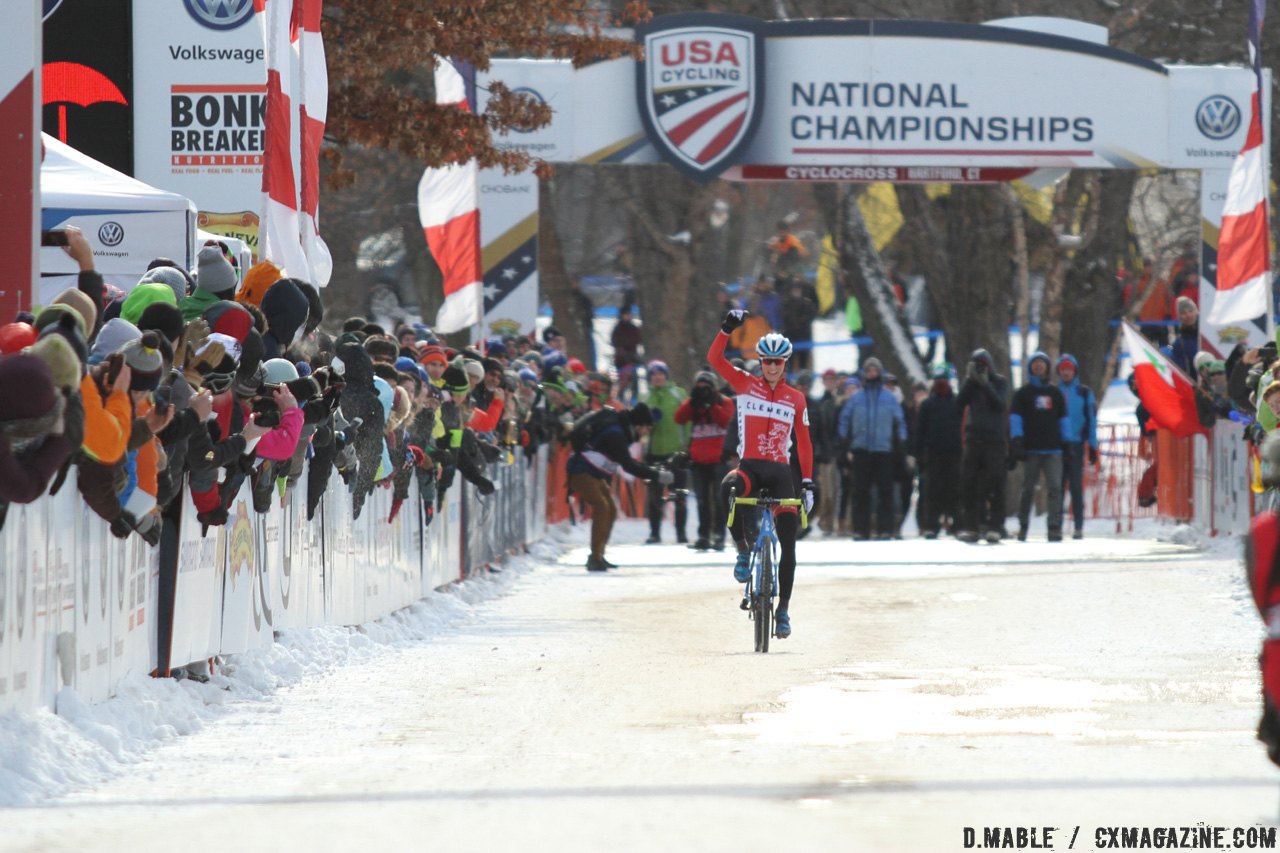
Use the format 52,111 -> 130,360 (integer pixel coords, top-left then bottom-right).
708,332 -> 813,479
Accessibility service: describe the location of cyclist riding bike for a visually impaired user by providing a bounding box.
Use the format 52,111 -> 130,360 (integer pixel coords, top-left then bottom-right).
710,310 -> 816,638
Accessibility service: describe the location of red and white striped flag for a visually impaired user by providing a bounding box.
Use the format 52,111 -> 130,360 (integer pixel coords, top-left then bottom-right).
297,0 -> 331,286
1208,0 -> 1270,326
259,0 -> 330,286
418,59 -> 482,335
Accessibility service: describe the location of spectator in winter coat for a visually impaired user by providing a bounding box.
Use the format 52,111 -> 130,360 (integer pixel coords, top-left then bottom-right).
1055,354 -> 1098,540
610,306 -> 643,401
837,357 -> 905,539
675,370 -> 734,550
780,282 -> 818,371
0,355 -> 73,506
642,360 -> 689,543
1163,296 -> 1200,377
566,403 -> 673,571
1009,351 -> 1071,542
914,364 -> 963,538
260,277 -> 311,360
956,348 -> 1010,543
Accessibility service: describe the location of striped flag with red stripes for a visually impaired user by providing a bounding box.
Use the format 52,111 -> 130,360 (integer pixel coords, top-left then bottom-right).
418,59 -> 482,334
1209,0 -> 1270,326
259,0 -> 330,286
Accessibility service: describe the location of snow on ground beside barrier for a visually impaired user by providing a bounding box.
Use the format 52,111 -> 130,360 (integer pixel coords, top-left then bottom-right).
0,522 -> 585,807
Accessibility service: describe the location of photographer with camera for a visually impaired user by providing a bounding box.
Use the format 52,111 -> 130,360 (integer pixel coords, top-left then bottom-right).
675,370 -> 733,551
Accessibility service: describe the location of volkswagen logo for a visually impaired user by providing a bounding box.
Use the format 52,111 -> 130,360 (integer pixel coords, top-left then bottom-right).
1196,95 -> 1242,140
183,0 -> 256,31
97,221 -> 124,247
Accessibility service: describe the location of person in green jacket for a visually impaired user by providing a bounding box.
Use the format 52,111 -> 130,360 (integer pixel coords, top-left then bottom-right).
642,359 -> 690,543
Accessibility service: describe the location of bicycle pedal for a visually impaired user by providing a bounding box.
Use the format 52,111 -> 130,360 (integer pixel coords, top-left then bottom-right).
740,597 -> 750,611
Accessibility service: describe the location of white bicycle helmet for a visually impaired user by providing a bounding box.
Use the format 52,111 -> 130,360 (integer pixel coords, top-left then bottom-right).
755,332 -> 793,360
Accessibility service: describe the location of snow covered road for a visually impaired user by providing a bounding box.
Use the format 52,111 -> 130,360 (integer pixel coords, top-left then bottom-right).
1,520 -> 1278,851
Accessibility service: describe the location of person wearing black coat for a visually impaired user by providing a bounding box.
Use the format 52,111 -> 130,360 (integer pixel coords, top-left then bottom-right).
260,278 -> 311,360
335,341 -> 387,520
955,348 -> 1010,543
914,366 -> 963,538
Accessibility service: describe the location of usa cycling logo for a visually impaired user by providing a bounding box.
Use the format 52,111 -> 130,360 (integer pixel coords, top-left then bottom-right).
637,14 -> 765,180
184,0 -> 256,31
98,221 -> 124,247
1196,95 -> 1242,140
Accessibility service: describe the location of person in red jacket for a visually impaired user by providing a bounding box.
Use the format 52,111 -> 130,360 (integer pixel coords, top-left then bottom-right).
710,311 -> 815,639
675,369 -> 734,551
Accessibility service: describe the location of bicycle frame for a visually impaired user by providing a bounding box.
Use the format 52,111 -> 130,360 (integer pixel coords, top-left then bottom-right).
728,493 -> 807,651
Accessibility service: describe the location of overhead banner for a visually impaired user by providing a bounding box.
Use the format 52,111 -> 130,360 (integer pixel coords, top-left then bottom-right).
132,0 -> 264,257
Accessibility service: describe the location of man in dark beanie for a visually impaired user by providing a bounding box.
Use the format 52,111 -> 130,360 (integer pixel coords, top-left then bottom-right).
565,402 -> 674,571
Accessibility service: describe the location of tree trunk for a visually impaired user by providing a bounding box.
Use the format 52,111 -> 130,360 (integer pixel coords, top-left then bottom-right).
813,184 -> 925,384
539,175 -> 593,359
1060,171 -> 1138,395
893,184 -> 1012,378
1037,171 -> 1093,361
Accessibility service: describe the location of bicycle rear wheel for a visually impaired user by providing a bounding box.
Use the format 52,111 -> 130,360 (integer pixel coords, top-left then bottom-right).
755,548 -> 772,653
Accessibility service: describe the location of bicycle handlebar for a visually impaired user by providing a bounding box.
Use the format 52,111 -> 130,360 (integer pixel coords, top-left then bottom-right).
727,495 -> 808,529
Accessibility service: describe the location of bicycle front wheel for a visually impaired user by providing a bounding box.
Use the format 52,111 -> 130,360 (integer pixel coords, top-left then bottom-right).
755,547 -> 772,653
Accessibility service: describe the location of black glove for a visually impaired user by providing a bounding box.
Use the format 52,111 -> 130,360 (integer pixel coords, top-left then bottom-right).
477,478 -> 496,496
1087,445 -> 1099,466
721,309 -> 748,334
110,515 -> 133,540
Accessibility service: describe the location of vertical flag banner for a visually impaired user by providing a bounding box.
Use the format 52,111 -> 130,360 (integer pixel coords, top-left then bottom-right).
1121,322 -> 1208,437
419,59 -> 482,335
259,0 -> 309,282
1208,0 -> 1270,326
297,0 -> 331,286
1,0 -> 39,322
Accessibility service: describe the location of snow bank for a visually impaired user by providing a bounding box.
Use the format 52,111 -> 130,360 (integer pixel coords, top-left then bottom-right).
0,525 -> 577,807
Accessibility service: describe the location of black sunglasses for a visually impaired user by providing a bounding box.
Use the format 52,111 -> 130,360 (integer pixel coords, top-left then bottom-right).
760,357 -> 786,366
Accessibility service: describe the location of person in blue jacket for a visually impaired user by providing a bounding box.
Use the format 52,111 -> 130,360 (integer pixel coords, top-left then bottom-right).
1008,351 -> 1071,542
837,357 -> 906,540
1055,354 -> 1098,540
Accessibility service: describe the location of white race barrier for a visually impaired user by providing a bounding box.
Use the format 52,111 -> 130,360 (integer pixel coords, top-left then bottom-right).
1,448 -> 548,712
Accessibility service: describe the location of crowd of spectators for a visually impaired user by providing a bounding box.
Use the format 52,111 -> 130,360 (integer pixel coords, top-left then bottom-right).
0,227 -> 619,561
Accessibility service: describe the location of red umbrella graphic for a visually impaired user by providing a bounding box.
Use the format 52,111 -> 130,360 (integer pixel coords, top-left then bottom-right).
42,61 -> 128,143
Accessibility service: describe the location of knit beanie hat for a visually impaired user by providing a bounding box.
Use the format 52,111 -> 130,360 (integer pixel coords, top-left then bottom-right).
442,365 -> 470,395
196,244 -> 238,296
139,266 -> 190,303
51,288 -> 98,337
203,300 -> 253,344
0,355 -> 58,422
121,331 -> 164,391
647,359 -> 669,376
862,356 -> 884,374
1175,295 -> 1197,314
628,402 -> 655,426
418,345 -> 447,365
462,360 -> 484,383
0,322 -> 37,354
236,260 -> 282,307
36,311 -> 88,364
120,281 -> 179,326
137,301 -> 185,345
482,357 -> 503,375
1194,351 -> 1215,372
694,370 -> 717,387
88,318 -> 142,364
27,333 -> 82,393
34,303 -> 87,340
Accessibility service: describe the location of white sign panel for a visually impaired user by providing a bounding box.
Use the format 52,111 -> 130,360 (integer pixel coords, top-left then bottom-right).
133,0 -> 265,255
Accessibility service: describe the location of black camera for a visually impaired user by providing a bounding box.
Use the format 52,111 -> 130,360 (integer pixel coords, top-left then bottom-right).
251,383 -> 282,429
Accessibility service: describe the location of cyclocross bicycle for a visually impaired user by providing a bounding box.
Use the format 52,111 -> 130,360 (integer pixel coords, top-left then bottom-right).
727,489 -> 807,653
